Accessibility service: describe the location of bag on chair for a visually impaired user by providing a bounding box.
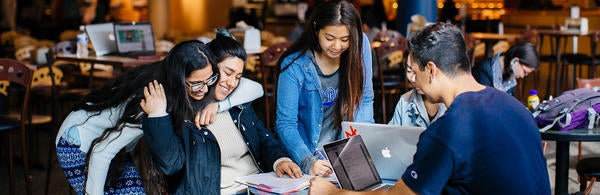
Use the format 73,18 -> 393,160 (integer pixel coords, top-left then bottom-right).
533,88 -> 600,132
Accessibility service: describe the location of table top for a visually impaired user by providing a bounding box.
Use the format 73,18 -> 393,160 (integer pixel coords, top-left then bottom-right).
56,54 -> 162,68
469,33 -> 520,41
540,128 -> 600,142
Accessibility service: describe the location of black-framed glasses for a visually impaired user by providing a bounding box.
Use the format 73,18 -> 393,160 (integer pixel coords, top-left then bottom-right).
186,73 -> 219,93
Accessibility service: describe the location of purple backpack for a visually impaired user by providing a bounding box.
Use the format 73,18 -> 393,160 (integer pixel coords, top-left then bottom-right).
533,88 -> 600,131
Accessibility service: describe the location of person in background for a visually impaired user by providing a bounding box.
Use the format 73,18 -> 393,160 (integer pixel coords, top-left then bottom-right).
109,0 -> 147,22
388,62 -> 446,128
287,3 -> 311,42
276,0 -> 374,177
360,5 -> 381,43
309,22 -> 551,194
471,42 -> 539,96
142,30 -> 301,194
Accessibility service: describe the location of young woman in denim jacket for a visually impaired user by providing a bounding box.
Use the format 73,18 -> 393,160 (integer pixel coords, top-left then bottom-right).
275,0 -> 374,176
141,32 -> 301,194
55,40 -> 261,194
389,62 -> 446,128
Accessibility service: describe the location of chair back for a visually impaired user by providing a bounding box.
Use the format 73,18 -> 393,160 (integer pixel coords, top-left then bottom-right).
374,30 -> 402,43
259,41 -> 292,129
31,66 -> 63,89
15,45 -> 35,63
577,78 -> 600,89
0,58 -> 33,120
373,36 -> 407,123
53,41 -> 76,55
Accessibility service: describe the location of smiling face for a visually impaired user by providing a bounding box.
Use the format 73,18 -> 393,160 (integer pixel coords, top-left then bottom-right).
185,65 -> 214,101
214,57 -> 244,101
317,25 -> 350,60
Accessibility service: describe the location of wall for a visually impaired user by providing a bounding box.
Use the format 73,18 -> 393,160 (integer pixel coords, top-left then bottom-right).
165,0 -> 231,40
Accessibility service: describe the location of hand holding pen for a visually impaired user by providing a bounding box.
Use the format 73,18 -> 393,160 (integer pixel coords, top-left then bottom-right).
310,150 -> 333,177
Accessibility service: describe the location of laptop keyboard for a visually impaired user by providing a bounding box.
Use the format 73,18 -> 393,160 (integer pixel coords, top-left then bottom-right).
372,184 -> 394,191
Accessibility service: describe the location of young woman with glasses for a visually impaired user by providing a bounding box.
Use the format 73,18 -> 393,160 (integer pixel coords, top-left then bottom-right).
472,42 -> 539,96
55,40 -> 261,194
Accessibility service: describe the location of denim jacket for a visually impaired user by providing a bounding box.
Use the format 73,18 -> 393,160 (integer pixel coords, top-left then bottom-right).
388,89 -> 446,128
142,104 -> 289,194
275,34 -> 374,173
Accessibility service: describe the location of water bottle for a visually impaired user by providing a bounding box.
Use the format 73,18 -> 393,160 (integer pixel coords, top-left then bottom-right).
76,25 -> 89,57
527,89 -> 540,110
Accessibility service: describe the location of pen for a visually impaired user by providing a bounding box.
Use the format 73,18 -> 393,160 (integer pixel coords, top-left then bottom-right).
315,149 -> 327,160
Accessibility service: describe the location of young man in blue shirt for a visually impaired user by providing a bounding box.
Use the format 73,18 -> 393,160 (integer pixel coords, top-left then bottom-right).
309,22 -> 551,195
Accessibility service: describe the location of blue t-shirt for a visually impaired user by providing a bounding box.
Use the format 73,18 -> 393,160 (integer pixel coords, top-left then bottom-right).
401,87 -> 550,195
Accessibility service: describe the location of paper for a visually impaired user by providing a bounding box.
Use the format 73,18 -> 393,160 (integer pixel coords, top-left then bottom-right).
236,172 -> 312,194
236,172 -> 339,193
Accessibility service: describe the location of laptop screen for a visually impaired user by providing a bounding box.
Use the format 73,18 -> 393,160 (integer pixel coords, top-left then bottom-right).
323,135 -> 382,191
114,22 -> 156,54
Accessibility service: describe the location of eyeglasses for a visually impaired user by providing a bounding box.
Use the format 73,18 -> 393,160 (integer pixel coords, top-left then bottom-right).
186,73 -> 219,93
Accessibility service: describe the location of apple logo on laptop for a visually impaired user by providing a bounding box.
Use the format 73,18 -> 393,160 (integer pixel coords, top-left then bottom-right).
381,147 -> 392,158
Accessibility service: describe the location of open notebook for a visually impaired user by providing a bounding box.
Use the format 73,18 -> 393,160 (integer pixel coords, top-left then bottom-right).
235,172 -> 312,194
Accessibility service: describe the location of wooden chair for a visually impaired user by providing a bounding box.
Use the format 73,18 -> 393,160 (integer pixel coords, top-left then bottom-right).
576,157 -> 600,195
373,36 -> 408,123
0,58 -> 34,195
258,41 -> 292,129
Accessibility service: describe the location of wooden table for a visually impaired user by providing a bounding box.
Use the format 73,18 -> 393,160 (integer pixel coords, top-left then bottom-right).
540,128 -> 600,195
469,33 -> 520,59
56,54 -> 162,88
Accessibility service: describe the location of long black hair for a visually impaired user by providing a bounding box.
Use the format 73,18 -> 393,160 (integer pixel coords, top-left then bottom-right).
278,0 -> 365,126
208,29 -> 247,63
502,42 -> 539,81
75,40 -> 216,194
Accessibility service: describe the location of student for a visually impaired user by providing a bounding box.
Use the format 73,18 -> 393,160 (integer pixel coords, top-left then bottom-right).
55,40 -> 259,194
275,0 -> 374,177
141,31 -> 302,194
388,62 -> 446,128
309,22 -> 551,194
472,42 -> 539,96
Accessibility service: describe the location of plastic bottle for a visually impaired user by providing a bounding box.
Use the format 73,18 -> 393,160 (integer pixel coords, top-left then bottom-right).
76,25 -> 89,57
527,89 -> 540,110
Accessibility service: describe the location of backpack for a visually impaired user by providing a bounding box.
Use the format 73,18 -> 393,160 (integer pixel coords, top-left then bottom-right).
533,88 -> 600,132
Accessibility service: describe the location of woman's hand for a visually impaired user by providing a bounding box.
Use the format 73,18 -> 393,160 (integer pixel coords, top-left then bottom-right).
194,102 -> 218,129
309,160 -> 333,177
140,80 -> 167,116
275,160 -> 303,178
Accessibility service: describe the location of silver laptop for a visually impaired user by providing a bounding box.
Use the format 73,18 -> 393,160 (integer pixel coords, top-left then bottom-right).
323,135 -> 394,191
341,121 -> 425,180
113,22 -> 156,57
86,22 -> 117,56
